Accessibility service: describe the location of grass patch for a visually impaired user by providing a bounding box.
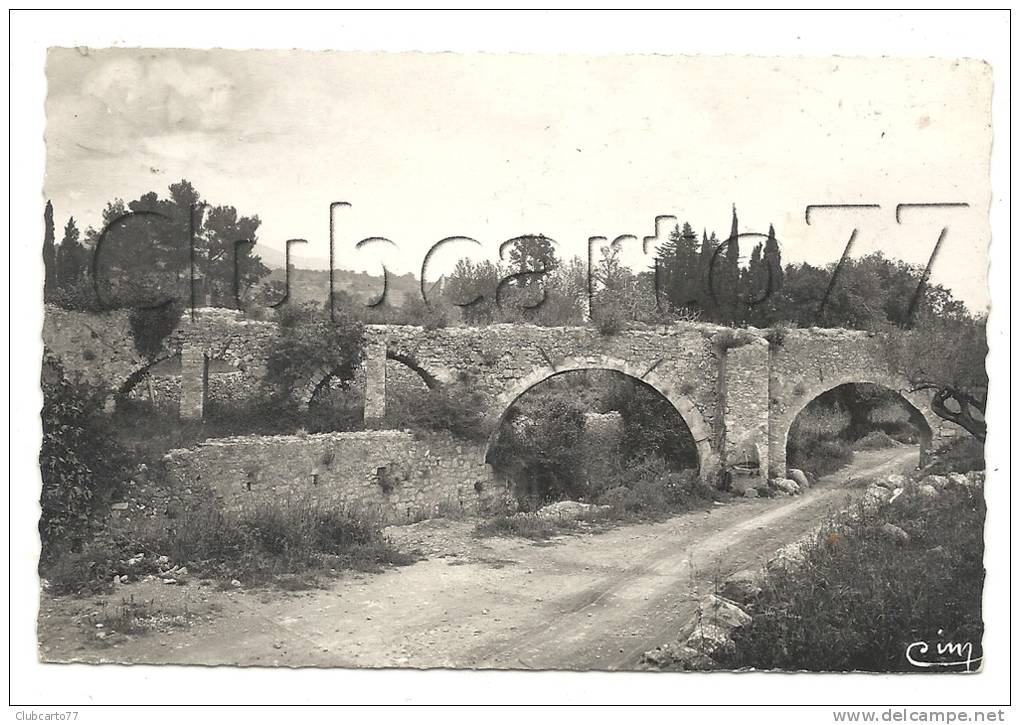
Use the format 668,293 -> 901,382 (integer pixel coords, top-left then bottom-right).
42,497 -> 416,595
475,512 -> 563,540
717,483 -> 985,672
90,595 -> 194,637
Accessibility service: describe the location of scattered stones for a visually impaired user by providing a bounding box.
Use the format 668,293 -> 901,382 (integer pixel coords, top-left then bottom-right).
742,488 -> 758,499
644,595 -> 750,670
230,579 -> 242,587
917,484 -> 938,498
885,474 -> 908,488
156,555 -> 170,568
787,468 -> 810,489
126,553 -> 145,566
161,578 -> 177,585
535,500 -> 608,521
111,502 -> 129,511
923,474 -> 951,490
879,522 -> 910,545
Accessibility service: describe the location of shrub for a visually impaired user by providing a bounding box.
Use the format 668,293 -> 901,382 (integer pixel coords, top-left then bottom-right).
593,306 -> 626,336
853,430 -> 898,450
265,303 -> 365,403
488,399 -> 587,505
787,436 -> 853,479
925,436 -> 985,475
718,484 -> 985,672
763,322 -> 794,348
39,362 -> 129,556
386,383 -> 491,443
713,328 -> 757,353
594,457 -> 709,516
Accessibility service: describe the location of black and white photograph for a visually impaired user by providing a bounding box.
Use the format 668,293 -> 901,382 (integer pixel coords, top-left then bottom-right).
8,8 -> 1012,715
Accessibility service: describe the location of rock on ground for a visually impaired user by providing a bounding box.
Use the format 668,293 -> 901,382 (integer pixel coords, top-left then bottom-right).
880,522 -> 910,545
771,478 -> 800,495
787,469 -> 810,489
719,569 -> 763,604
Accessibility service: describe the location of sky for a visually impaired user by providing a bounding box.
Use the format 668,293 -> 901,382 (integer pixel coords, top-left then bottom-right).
44,48 -> 993,311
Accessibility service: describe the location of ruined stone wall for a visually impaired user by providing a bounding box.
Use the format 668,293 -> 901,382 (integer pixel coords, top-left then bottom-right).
161,430 -> 507,523
41,306 -> 142,395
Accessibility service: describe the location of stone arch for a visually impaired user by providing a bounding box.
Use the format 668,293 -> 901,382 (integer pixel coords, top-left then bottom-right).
483,356 -> 719,482
772,371 -> 939,476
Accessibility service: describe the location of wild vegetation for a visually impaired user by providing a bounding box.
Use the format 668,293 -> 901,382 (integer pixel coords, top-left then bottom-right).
718,443 -> 985,671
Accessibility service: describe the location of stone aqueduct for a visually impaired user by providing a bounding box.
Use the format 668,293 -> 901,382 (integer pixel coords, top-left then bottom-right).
43,305 -> 959,486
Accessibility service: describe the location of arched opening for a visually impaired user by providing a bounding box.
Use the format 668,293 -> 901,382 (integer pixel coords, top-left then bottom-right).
485,368 -> 712,513
303,351 -> 439,433
784,382 -> 933,479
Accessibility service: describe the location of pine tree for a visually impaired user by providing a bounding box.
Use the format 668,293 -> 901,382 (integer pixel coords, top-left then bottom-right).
698,229 -> 716,320
43,201 -> 56,299
675,222 -> 700,311
655,222 -> 700,316
744,242 -> 765,326
56,216 -> 86,288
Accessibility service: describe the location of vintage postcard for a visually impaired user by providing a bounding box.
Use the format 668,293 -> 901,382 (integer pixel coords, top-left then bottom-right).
13,9 -> 1008,713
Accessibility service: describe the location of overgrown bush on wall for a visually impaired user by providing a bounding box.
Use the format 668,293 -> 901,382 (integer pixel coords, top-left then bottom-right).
265,303 -> 366,405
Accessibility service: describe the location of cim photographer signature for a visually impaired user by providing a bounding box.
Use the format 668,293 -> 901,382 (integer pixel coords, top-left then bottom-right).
906,630 -> 981,672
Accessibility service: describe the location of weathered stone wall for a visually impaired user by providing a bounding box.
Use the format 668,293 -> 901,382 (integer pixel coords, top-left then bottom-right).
721,337 -> 771,476
162,430 -> 507,523
41,307 -> 142,395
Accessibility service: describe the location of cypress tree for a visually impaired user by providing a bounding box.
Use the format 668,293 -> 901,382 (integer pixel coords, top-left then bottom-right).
722,204 -> 741,324
43,201 -> 56,299
761,223 -> 783,324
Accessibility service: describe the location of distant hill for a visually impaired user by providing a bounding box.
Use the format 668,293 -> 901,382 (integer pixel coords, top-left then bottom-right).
254,244 -> 331,271
264,267 -> 422,308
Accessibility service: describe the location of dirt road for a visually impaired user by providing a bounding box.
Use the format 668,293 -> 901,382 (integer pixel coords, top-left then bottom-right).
39,447 -> 918,669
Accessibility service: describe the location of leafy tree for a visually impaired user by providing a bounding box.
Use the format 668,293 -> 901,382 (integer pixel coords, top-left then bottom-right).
444,258 -> 503,325
88,180 -> 269,309
883,313 -> 987,441
501,234 -> 559,318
